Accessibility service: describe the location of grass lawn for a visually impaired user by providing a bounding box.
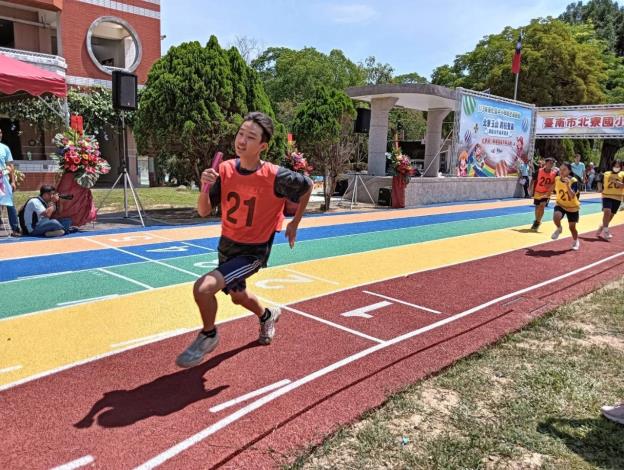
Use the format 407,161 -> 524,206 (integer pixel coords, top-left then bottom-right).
13,187 -> 201,214
288,278 -> 624,469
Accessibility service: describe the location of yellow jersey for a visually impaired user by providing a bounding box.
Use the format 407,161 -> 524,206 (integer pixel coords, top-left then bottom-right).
555,176 -> 580,211
602,171 -> 624,201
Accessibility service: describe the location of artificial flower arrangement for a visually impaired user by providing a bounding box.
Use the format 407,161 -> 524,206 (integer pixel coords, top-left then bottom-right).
51,129 -> 110,188
386,148 -> 414,183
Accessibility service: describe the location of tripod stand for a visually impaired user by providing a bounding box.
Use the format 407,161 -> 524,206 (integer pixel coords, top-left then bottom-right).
96,111 -> 145,227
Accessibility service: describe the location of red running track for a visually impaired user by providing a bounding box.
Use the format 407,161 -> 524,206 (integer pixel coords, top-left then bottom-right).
2,228 -> 624,469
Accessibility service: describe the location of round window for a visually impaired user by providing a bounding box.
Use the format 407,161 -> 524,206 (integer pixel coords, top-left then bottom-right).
86,16 -> 142,74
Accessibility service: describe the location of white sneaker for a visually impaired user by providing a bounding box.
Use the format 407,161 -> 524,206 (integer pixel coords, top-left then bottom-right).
605,228 -> 613,239
176,331 -> 220,368
572,239 -> 580,251
596,225 -> 604,237
551,227 -> 563,240
602,403 -> 624,425
259,307 -> 282,345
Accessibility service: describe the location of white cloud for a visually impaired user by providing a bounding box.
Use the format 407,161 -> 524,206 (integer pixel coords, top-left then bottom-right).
326,3 -> 377,24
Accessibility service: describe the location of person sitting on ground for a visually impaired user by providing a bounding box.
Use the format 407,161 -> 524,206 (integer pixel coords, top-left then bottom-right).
20,185 -> 73,237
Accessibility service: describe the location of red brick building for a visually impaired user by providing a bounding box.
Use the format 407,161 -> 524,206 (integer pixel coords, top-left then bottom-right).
0,0 -> 161,189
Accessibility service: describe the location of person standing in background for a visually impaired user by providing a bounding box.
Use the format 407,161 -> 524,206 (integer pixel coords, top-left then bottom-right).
0,128 -> 20,237
571,154 -> 586,192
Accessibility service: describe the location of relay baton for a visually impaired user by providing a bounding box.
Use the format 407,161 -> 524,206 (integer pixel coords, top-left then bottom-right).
201,152 -> 223,193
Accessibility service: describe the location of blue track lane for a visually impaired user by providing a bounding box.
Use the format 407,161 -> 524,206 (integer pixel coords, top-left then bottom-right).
1,201 -> 602,282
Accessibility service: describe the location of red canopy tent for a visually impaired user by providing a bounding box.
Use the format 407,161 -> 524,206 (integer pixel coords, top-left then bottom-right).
0,53 -> 67,97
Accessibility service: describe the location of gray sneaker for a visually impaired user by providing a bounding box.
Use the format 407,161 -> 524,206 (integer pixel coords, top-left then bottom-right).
602,403 -> 624,425
176,331 -> 219,368
259,307 -> 282,345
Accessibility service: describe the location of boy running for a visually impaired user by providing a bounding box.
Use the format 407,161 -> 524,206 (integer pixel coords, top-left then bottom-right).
596,160 -> 624,241
551,162 -> 581,250
176,112 -> 313,368
530,157 -> 557,231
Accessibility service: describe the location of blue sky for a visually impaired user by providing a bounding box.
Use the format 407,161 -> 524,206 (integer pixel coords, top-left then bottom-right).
161,0 -> 573,79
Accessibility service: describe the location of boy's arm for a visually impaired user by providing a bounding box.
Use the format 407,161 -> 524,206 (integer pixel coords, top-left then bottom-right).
197,175 -> 221,218
274,169 -> 313,248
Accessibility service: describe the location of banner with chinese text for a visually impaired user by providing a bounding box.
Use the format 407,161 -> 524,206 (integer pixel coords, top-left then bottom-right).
536,106 -> 624,139
454,89 -> 535,177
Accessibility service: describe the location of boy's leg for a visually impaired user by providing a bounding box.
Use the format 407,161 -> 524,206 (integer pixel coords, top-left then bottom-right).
176,270 -> 225,368
569,221 -> 578,240
229,289 -> 264,317
230,289 -> 281,345
193,271 -> 226,331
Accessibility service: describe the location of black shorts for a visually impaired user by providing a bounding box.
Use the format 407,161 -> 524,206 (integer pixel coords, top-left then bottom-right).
534,197 -> 550,207
216,255 -> 263,294
554,206 -> 580,223
602,198 -> 622,213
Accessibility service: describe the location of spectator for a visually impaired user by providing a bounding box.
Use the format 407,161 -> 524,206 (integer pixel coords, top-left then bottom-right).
0,128 -> 20,236
571,153 -> 586,191
21,185 -> 72,237
586,162 -> 596,191
517,158 -> 530,198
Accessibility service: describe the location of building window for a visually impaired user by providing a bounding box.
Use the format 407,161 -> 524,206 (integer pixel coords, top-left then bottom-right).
0,19 -> 15,48
86,16 -> 142,75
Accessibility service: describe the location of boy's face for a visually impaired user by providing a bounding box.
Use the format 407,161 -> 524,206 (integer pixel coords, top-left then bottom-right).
544,161 -> 553,171
235,120 -> 268,160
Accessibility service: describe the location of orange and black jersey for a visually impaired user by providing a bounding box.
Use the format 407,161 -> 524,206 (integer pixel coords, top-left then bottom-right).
209,158 -> 312,263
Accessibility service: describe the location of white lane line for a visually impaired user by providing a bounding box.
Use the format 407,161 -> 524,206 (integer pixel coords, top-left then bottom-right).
97,268 -> 154,290
268,301 -> 385,344
50,455 -> 94,470
134,250 -> 624,469
110,329 -> 193,349
0,312 -> 255,393
209,379 -> 292,413
84,237 -> 201,279
17,271 -> 74,280
57,295 -> 119,307
283,268 -> 340,285
0,365 -> 22,374
340,301 -> 392,319
363,291 -> 442,314
147,232 -> 215,251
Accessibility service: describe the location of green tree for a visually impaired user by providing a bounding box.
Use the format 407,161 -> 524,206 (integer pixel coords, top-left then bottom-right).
292,86 -> 356,210
393,72 -> 428,84
360,56 -> 394,85
252,47 -> 363,126
134,36 -> 284,186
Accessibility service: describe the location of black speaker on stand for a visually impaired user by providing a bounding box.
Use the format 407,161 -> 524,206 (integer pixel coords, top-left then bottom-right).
96,71 -> 146,226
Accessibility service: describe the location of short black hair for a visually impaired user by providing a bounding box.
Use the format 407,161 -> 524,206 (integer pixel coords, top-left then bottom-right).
545,157 -> 556,163
40,184 -> 56,196
242,112 -> 273,143
560,162 -> 573,172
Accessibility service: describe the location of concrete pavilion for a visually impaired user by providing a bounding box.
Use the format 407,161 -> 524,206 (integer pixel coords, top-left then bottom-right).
346,83 -> 458,177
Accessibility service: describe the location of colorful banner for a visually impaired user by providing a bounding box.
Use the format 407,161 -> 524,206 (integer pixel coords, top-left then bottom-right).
535,106 -> 624,138
454,90 -> 535,177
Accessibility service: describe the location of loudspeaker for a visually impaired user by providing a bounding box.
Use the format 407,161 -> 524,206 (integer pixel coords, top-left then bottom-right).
112,70 -> 138,110
378,187 -> 392,206
354,108 -> 371,133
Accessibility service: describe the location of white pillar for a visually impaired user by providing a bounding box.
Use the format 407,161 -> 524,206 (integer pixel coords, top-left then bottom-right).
423,108 -> 451,177
367,97 -> 397,176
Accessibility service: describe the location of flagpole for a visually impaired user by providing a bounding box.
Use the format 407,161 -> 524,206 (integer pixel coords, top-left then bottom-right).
513,72 -> 519,101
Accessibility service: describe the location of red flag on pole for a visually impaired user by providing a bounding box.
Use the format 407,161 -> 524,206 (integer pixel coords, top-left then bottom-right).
511,32 -> 523,74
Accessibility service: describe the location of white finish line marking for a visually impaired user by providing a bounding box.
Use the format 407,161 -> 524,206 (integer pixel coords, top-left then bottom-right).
341,301 -> 392,319
134,251 -> 624,469
363,291 -> 442,314
0,365 -> 22,374
50,455 -> 94,470
110,329 -> 194,349
209,379 -> 292,413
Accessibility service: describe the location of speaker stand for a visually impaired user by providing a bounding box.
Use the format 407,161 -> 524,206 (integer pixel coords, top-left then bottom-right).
95,111 -> 146,227
339,172 -> 377,210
